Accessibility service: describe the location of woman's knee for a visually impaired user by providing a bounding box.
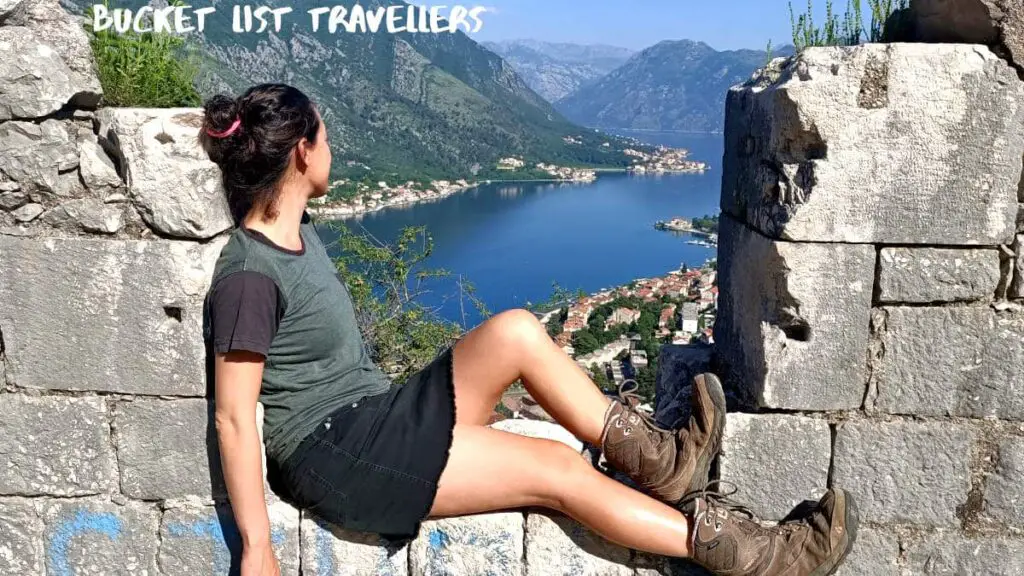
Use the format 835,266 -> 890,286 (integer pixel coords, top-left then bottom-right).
486,309 -> 548,350
528,439 -> 593,511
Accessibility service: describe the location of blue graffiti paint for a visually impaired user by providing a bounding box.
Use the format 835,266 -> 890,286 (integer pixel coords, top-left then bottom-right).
428,528 -> 450,550
315,520 -> 334,576
166,516 -> 286,573
47,509 -> 123,576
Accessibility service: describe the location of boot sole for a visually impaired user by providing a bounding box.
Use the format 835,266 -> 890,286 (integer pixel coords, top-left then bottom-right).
809,489 -> 860,576
685,373 -> 727,498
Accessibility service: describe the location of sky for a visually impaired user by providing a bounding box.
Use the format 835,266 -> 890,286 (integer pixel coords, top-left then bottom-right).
468,0 -> 839,52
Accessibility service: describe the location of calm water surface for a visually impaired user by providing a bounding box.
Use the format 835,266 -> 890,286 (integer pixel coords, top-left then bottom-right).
318,132 -> 724,327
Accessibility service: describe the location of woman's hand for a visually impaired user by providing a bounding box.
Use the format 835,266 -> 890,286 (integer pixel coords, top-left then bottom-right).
241,543 -> 281,576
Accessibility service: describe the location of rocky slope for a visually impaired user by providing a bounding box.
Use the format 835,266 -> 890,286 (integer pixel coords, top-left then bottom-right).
557,40 -> 793,133
482,39 -> 634,102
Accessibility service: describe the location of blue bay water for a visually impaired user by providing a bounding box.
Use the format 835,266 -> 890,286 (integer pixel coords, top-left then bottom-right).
317,132 -> 724,327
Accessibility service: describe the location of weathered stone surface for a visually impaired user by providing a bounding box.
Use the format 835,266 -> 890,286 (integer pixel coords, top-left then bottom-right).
985,437 -> 1024,527
877,247 -> 1001,303
4,0 -> 103,107
833,421 -> 974,526
633,554 -> 712,576
913,0 -> 1024,74
905,532 -> 1024,575
301,515 -> 408,576
0,120 -> 78,193
490,418 -> 584,453
0,27 -> 79,119
0,0 -> 25,18
0,498 -> 44,575
715,215 -> 875,410
98,108 -> 232,239
42,198 -> 124,234
875,307 -> 1024,419
0,190 -> 26,211
79,134 -> 124,192
833,527 -> 900,576
160,502 -> 300,576
410,513 -> 524,576
40,498 -> 160,576
722,44 -> 1023,244
525,513 -> 632,576
653,343 -> 713,429
719,414 -> 831,520
1012,234 -> 1024,298
11,203 -> 42,223
114,399 -> 225,500
0,235 -> 225,396
0,395 -> 116,496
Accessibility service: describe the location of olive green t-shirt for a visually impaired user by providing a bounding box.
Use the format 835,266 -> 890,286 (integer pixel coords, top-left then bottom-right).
204,213 -> 391,462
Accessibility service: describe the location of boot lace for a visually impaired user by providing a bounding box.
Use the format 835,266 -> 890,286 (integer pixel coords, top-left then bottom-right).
614,380 -> 670,438
680,481 -> 800,538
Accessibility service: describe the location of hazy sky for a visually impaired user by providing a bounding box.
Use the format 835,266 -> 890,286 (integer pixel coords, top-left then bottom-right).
468,0 -> 839,51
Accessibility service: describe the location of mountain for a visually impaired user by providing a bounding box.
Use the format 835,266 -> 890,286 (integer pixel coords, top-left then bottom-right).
482,40 -> 634,103
64,0 -> 637,183
556,40 -> 793,134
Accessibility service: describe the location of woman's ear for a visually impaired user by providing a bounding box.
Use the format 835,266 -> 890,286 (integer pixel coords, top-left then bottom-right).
295,138 -> 311,173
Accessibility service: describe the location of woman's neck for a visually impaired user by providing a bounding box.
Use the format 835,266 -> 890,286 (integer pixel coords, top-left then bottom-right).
242,188 -> 309,251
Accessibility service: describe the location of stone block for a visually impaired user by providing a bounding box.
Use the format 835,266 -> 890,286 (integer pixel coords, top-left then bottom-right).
97,108 -> 233,239
1012,234 -> 1024,298
525,512 -> 632,576
715,215 -> 875,410
301,514 -> 408,576
78,134 -> 124,193
0,120 -> 78,194
653,343 -> 713,429
722,44 -> 1023,244
633,554 -> 712,576
904,531 -> 1024,575
0,498 -> 44,575
490,418 -> 584,453
719,414 -> 831,520
832,420 -> 975,526
875,306 -> 1024,419
985,437 -> 1024,527
833,527 -> 900,576
912,0 -> 1024,74
114,399 -> 225,501
0,395 -> 117,496
0,28 -> 80,120
877,247 -> 1001,303
41,198 -> 124,235
0,235 -> 226,396
159,501 -> 300,576
410,513 -> 524,576
40,498 -> 160,576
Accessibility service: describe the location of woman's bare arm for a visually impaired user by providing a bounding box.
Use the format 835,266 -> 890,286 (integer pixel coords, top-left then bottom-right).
214,350 -> 274,550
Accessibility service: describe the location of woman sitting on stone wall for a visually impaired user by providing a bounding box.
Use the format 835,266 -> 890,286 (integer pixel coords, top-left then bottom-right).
200,83 -> 858,576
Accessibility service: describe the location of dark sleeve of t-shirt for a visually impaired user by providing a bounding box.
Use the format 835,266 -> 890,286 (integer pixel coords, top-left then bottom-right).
209,271 -> 284,357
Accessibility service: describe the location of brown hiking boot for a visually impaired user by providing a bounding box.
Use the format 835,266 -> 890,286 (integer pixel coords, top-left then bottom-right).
599,373 -> 726,506
683,482 -> 859,576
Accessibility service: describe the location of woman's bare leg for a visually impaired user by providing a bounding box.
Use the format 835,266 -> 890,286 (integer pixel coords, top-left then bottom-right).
452,309 -> 612,443
430,425 -> 693,558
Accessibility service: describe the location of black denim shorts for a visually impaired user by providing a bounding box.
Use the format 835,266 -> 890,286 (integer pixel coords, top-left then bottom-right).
269,348 -> 456,539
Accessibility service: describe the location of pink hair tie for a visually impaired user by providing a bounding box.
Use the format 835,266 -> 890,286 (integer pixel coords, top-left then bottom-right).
206,117 -> 242,139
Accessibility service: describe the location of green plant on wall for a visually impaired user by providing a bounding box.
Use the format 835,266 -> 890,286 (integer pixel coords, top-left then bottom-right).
85,1 -> 202,107
789,0 -> 908,50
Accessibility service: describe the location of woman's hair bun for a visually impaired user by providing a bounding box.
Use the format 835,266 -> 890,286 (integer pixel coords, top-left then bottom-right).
200,94 -> 241,164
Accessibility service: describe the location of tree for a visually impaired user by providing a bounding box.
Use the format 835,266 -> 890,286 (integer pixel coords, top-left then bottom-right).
572,329 -> 601,357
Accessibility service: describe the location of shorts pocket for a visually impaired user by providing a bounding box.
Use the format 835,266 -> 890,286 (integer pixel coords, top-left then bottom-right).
288,448 -> 356,526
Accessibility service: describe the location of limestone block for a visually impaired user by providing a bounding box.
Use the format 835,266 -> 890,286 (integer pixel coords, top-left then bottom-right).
3,0 -> 103,107
525,513 -> 632,576
0,190 -> 27,211
301,514 -> 408,576
913,0 -> 1024,73
40,498 -> 160,576
0,0 -> 25,18
12,203 -> 43,223
490,418 -> 584,453
0,120 -> 78,193
833,527 -> 900,576
41,198 -> 124,234
1012,234 -> 1024,298
410,513 -> 524,576
985,437 -> 1024,527
114,399 -> 225,501
719,414 -> 831,520
0,28 -> 80,119
97,108 -> 233,239
722,44 -> 1023,244
159,502 -> 301,576
832,421 -> 974,526
877,247 -> 1001,303
715,215 -> 875,410
0,235 -> 226,396
904,531 -> 1024,575
632,555 -> 712,576
0,395 -> 117,496
653,343 -> 713,429
875,307 -> 1024,419
79,134 -> 124,192
0,498 -> 44,575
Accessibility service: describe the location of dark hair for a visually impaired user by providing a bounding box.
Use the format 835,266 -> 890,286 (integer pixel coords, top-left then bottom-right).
200,84 -> 321,223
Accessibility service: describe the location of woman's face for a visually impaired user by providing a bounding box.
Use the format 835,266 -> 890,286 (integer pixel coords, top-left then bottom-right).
303,111 -> 332,199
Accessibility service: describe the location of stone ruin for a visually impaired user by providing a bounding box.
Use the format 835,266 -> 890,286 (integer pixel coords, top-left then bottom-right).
1,0 -> 1023,574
